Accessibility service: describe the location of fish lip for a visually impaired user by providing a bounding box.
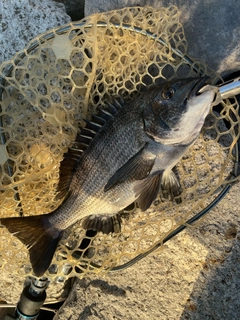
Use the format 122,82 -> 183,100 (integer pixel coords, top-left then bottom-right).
187,76 -> 210,100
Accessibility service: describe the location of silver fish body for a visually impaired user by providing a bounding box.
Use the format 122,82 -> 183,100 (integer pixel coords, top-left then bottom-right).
0,77 -> 216,276
50,98 -> 184,228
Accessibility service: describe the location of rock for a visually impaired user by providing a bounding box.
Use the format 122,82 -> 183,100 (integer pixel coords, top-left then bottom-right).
0,0 -> 71,63
84,0 -> 240,77
0,0 -> 71,311
55,0 -> 85,21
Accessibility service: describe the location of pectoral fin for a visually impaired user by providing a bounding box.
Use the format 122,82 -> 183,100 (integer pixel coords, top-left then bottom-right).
134,173 -> 162,211
134,169 -> 182,211
104,144 -> 156,192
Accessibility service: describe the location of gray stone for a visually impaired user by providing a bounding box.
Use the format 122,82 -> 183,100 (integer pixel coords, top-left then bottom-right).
55,0 -> 85,21
0,0 -> 71,63
85,0 -> 240,77
0,0 -> 71,312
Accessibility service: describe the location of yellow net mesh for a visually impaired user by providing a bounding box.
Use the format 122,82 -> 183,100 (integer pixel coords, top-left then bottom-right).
0,6 -> 239,282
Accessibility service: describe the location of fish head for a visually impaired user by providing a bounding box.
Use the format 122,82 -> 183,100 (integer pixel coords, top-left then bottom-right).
143,76 -> 217,145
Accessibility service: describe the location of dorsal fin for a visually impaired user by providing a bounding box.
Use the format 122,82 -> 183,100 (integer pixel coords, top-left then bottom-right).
83,119 -> 103,132
112,97 -> 123,110
105,102 -> 118,115
80,127 -> 96,138
74,133 -> 92,146
92,114 -> 106,126
56,98 -> 124,201
56,149 -> 83,201
97,107 -> 114,122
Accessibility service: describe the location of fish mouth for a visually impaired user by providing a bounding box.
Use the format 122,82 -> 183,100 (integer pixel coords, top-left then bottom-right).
187,76 -> 210,100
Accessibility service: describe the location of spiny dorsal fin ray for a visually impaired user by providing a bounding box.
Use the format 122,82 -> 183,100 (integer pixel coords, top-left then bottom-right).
74,133 -> 92,146
112,97 -> 123,110
104,144 -> 156,192
83,119 -> 103,132
97,107 -> 114,121
56,141 -> 87,200
92,114 -> 106,126
105,102 -> 118,115
56,152 -> 80,200
57,97 -> 124,201
80,127 -> 96,138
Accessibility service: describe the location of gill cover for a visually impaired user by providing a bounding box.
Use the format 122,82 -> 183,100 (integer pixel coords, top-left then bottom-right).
143,77 -> 212,144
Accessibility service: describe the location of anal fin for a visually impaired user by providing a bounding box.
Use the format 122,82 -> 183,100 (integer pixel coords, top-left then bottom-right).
82,214 -> 122,234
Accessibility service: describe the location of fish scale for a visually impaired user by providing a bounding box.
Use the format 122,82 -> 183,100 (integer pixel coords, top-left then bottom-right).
57,108 -> 145,221
0,77 -> 217,276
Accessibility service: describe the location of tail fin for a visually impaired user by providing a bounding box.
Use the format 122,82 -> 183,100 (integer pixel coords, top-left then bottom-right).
0,215 -> 63,277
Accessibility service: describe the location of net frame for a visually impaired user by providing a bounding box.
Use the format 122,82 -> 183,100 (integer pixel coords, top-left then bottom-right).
0,6 -> 239,284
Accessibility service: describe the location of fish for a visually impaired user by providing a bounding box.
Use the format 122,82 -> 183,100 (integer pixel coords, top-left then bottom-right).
0,76 -> 217,277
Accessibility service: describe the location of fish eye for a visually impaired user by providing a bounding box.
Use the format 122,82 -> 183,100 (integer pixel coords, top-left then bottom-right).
161,87 -> 174,100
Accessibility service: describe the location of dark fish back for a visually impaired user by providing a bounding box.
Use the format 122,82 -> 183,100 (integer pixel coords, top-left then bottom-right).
70,105 -> 146,197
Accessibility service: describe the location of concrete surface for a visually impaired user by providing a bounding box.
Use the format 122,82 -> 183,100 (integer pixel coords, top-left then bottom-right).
53,183 -> 240,319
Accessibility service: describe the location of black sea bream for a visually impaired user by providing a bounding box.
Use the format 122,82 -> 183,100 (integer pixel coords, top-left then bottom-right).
1,77 -> 217,276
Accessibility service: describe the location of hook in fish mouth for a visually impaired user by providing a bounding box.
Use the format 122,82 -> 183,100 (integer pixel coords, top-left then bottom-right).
198,83 -> 220,106
187,76 -> 211,100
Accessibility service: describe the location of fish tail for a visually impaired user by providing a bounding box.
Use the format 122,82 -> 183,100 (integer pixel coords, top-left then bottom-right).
0,214 -> 63,277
